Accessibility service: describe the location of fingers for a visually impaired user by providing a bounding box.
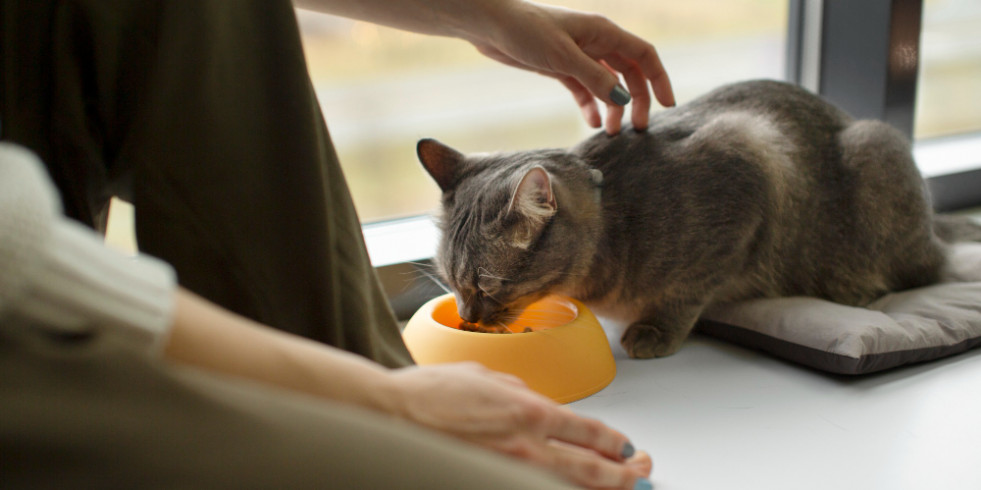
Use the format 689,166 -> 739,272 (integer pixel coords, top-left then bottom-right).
626,450 -> 654,476
598,60 -> 630,134
561,44 -> 626,106
548,37 -> 671,135
560,12 -> 676,131
542,407 -> 633,462
542,65 -> 619,134
545,440 -> 652,490
593,25 -> 675,109
558,76 -> 602,129
440,363 -> 653,489
471,4 -> 675,134
556,52 -> 631,134
488,370 -> 529,388
603,55 -> 652,131
604,103 -> 625,135
472,374 -> 633,464
476,41 -> 609,131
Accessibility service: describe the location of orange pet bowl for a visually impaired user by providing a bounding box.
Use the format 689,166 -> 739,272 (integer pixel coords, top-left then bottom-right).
402,294 -> 616,404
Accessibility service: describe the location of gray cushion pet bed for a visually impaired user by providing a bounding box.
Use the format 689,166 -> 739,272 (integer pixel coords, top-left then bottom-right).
697,243 -> 981,375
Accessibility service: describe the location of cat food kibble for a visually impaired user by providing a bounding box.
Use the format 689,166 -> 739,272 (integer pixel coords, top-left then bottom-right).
458,320 -> 511,334
456,321 -> 534,334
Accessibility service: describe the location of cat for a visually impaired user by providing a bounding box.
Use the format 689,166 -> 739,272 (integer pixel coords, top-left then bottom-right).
416,79 -> 981,359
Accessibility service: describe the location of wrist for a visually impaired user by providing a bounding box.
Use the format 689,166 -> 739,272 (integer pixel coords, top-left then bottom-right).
364,367 -> 410,419
437,0 -> 520,44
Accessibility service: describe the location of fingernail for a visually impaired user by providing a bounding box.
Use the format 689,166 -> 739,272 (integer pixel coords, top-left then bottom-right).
610,84 -> 631,106
633,478 -> 653,490
620,441 -> 635,459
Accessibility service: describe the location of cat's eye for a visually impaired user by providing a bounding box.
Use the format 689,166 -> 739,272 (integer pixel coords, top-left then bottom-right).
477,276 -> 502,296
474,287 -> 502,304
478,283 -> 504,300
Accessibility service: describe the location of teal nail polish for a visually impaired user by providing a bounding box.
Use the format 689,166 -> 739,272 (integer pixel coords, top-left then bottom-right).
621,441 -> 635,459
610,85 -> 631,105
633,478 -> 653,490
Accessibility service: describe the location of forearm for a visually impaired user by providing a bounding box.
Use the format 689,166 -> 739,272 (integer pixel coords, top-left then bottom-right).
293,0 -> 675,132
292,0 -> 516,42
164,288 -> 400,414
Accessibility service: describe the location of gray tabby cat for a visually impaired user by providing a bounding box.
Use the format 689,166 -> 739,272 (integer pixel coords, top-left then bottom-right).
417,79 -> 980,359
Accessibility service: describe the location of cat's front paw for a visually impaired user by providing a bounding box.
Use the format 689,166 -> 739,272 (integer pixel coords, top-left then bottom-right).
621,323 -> 686,359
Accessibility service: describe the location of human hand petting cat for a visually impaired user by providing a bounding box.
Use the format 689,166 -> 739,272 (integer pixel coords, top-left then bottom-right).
462,1 -> 676,135
386,362 -> 654,490
294,0 -> 674,135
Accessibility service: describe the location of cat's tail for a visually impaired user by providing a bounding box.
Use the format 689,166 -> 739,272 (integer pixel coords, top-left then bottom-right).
933,213 -> 981,243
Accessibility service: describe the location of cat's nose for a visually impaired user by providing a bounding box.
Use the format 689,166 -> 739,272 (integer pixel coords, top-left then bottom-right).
458,303 -> 480,323
455,293 -> 481,323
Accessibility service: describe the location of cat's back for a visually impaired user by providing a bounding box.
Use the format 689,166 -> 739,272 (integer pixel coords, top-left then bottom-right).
574,80 -> 825,193
566,82 -> 811,306
678,79 -> 849,124
567,79 -> 940,307
593,80 -> 848,152
573,80 -> 848,205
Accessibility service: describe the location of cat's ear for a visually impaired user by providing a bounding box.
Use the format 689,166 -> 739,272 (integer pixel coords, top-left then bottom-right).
506,166 -> 557,248
417,139 -> 465,192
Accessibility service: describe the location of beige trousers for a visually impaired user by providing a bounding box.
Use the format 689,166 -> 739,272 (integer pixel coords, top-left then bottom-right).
0,321 -> 573,488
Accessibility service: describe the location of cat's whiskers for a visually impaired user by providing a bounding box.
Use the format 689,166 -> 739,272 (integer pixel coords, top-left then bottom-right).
477,267 -> 508,281
406,260 -> 435,270
494,321 -> 512,333
481,289 -> 506,304
408,262 -> 452,294
400,264 -> 435,282
516,307 -> 575,316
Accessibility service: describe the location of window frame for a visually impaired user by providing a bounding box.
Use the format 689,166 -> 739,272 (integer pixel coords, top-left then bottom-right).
787,0 -> 981,212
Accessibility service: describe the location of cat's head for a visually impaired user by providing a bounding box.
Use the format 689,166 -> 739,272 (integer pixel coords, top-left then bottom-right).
417,139 -> 603,327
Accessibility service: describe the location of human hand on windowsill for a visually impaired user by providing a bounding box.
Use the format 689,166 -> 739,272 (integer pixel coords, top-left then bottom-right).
383,362 -> 654,490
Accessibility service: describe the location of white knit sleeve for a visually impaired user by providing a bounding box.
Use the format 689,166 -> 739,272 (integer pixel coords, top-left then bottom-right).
0,144 -> 55,319
0,143 -> 176,354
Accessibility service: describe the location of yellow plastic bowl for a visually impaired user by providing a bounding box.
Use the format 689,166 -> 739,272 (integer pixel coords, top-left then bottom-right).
402,293 -> 616,404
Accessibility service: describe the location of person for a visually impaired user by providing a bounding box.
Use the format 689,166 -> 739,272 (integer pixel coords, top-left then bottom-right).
0,142 -> 655,488
1,0 -> 672,371
0,0 -> 674,488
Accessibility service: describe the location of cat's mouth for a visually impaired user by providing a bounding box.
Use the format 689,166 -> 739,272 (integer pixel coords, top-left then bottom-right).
457,320 -> 532,334
459,306 -> 516,327
465,294 -> 543,327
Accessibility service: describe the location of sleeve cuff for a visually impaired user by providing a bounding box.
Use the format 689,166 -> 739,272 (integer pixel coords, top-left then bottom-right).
16,217 -> 177,355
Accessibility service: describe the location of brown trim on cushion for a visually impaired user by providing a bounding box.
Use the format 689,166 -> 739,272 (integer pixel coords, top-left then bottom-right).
696,319 -> 981,375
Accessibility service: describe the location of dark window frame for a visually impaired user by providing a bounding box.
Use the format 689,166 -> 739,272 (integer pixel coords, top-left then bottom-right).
787,0 -> 981,211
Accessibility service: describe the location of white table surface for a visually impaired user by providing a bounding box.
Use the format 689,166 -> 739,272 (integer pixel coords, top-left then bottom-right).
569,325 -> 981,490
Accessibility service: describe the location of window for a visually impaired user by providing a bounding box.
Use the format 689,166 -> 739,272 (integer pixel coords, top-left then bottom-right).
916,0 -> 981,139
912,0 -> 981,188
297,1 -> 790,223
786,0 -> 981,211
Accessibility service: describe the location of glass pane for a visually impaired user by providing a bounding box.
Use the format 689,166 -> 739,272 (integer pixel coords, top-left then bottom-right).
298,1 -> 788,223
916,0 -> 981,140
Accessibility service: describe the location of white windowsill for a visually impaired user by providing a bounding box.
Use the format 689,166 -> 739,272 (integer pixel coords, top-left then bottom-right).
914,132 -> 981,178
363,215 -> 440,267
